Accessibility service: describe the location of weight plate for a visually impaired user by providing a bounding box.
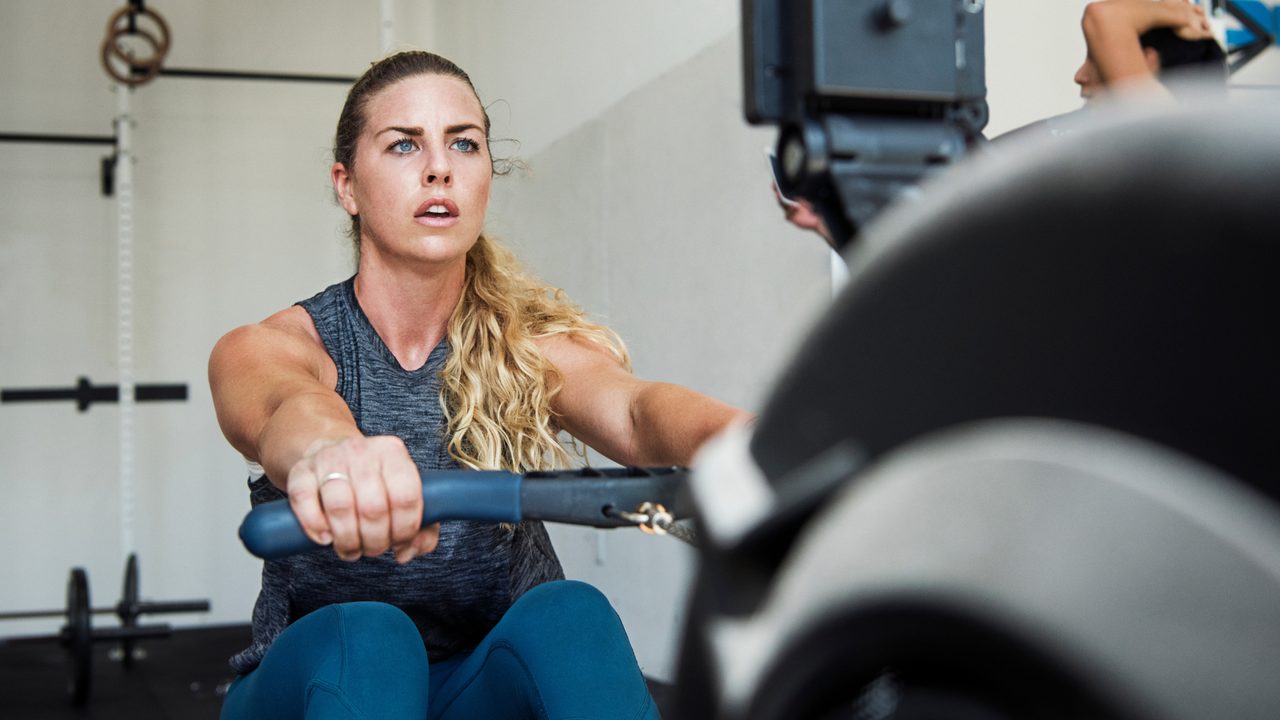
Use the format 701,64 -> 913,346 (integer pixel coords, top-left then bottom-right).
65,568 -> 92,706
120,553 -> 138,668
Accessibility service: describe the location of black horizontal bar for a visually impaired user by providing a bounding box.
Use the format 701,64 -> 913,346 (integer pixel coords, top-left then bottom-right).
0,133 -> 117,146
1,378 -> 188,411
132,600 -> 210,615
159,67 -> 357,84
0,633 -> 63,646
90,624 -> 171,642
0,607 -> 118,620
0,388 -> 98,403
136,385 -> 188,401
0,609 -> 66,620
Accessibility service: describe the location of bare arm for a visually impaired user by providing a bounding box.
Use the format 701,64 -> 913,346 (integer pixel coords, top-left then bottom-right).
540,335 -> 753,467
1082,0 -> 1213,87
209,308 -> 351,478
209,306 -> 434,563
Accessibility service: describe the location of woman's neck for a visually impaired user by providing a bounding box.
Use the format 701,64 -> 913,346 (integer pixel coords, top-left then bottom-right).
353,253 -> 466,372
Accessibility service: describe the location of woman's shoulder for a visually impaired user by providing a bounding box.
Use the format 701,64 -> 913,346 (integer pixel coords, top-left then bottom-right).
261,305 -> 324,349
210,305 -> 335,390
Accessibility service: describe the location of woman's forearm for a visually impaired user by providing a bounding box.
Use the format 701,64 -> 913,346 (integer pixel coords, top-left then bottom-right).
256,390 -> 364,489
627,382 -> 753,467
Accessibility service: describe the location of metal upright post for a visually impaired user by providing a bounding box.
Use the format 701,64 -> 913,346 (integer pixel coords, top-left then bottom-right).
381,0 -> 396,55
115,83 -> 136,562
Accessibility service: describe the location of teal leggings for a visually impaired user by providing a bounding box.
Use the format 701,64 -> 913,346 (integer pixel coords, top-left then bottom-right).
220,581 -> 660,720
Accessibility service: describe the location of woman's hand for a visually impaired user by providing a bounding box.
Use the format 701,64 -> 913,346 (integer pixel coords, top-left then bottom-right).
287,435 -> 437,563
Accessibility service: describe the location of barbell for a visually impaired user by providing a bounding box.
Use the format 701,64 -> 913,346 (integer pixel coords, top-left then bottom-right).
0,553 -> 210,706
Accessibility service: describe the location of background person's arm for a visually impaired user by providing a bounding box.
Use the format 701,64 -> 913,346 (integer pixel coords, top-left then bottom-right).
1082,0 -> 1213,89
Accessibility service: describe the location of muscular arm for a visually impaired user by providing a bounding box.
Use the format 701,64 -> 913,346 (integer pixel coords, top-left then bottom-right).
1082,0 -> 1212,86
209,306 -> 433,562
540,335 -> 752,467
209,308 -> 354,483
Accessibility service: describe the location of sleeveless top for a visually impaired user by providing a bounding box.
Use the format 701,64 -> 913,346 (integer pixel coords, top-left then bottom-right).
230,278 -> 565,674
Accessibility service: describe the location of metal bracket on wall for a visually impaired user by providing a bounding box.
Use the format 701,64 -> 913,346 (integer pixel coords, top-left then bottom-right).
1,377 -> 187,412
0,132 -> 120,197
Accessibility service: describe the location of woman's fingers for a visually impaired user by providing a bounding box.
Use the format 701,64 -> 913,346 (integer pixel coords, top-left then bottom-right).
347,439 -> 393,557
376,437 -> 425,550
286,463 -> 333,546
394,524 -> 440,564
287,435 -> 427,562
318,472 -> 362,560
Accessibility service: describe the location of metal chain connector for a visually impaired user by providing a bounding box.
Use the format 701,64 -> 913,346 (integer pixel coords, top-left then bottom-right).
606,502 -> 698,547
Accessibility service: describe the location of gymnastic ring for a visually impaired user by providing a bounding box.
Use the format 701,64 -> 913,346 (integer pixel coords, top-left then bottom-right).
100,27 -> 162,86
102,5 -> 171,69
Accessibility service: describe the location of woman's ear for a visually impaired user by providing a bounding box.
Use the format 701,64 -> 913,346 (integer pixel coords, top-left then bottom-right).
332,162 -> 359,216
1143,46 -> 1162,76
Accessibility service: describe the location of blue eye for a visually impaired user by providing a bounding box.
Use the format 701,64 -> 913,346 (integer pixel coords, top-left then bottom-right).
453,138 -> 478,152
392,139 -> 415,153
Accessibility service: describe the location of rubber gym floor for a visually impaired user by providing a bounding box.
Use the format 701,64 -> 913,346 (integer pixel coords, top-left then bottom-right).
0,623 -> 677,719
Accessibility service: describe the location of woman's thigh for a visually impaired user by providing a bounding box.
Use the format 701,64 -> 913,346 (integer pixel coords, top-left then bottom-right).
428,581 -> 658,720
220,602 -> 430,720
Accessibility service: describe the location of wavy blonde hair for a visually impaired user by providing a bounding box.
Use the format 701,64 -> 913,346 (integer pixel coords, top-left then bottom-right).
441,235 -> 630,471
335,52 -> 629,471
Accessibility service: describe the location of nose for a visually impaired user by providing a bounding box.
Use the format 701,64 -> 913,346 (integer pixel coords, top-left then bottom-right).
423,146 -> 451,186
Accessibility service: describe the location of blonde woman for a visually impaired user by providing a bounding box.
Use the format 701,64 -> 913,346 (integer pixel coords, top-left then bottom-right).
209,51 -> 747,720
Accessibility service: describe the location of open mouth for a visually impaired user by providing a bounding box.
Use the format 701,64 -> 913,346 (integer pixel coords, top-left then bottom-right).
415,198 -> 460,220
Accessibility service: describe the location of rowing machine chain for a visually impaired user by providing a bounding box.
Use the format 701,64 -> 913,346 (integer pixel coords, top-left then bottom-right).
611,502 -> 699,547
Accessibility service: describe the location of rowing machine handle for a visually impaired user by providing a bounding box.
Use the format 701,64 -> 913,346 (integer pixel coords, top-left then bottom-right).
238,467 -> 691,560
239,471 -> 522,560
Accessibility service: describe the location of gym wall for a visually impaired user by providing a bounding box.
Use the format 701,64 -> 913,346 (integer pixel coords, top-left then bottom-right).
9,0 -> 1265,684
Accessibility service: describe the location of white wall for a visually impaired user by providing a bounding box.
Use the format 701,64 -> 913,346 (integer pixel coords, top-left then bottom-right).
430,0 -> 741,158
484,34 -> 834,680
3,0 -> 1277,685
986,0 -> 1094,136
0,0 -> 380,636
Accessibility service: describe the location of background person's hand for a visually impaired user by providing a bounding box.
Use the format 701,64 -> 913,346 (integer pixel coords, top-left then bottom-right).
1169,0 -> 1213,41
775,185 -> 835,248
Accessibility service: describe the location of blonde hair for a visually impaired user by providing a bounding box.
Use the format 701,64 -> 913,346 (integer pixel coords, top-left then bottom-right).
440,234 -> 631,471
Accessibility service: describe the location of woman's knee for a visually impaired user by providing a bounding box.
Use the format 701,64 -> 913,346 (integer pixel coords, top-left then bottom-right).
224,602 -> 429,720
498,580 -> 632,651
332,602 -> 422,646
511,580 -> 617,623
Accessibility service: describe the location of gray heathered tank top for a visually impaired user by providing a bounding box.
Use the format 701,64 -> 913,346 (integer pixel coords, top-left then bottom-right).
230,277 -> 565,674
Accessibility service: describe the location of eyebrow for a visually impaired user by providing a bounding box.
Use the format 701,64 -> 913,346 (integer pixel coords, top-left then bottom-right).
374,124 -> 484,137
376,126 -> 423,137
445,123 -> 484,135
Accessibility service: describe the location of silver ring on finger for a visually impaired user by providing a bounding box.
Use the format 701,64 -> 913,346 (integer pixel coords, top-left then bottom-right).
319,472 -> 350,488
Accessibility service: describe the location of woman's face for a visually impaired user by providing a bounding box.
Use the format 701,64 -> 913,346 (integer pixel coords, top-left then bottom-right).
333,74 -> 492,270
